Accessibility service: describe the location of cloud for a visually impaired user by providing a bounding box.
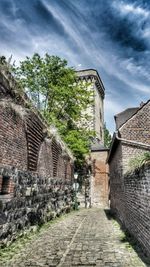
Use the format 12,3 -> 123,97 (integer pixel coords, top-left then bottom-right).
113,1 -> 149,17
0,0 -> 149,133
111,0 -> 150,48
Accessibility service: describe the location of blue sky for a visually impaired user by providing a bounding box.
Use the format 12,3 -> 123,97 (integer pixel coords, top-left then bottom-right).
0,0 -> 150,133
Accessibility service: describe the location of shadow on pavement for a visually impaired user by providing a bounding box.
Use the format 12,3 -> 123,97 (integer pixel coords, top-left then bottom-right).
104,209 -> 150,267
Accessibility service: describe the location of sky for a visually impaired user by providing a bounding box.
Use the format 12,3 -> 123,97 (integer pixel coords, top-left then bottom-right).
0,0 -> 150,133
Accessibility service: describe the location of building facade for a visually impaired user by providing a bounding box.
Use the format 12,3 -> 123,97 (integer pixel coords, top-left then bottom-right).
108,100 -> 150,257
76,69 -> 105,143
76,69 -> 109,207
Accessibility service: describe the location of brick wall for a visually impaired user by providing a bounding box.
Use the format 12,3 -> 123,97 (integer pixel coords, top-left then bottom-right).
25,111 -> 44,172
0,68 -> 74,247
37,138 -> 72,180
110,159 -> 150,257
109,99 -> 150,257
0,70 -> 73,178
0,101 -> 28,170
91,150 -> 109,207
37,138 -> 53,178
109,143 -> 126,220
123,164 -> 150,256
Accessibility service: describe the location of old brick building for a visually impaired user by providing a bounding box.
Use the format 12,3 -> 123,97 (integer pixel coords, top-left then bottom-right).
90,142 -> 109,207
77,69 -> 109,207
0,66 -> 74,246
108,100 -> 150,257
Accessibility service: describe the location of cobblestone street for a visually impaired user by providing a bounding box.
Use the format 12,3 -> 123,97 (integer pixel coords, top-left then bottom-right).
0,208 -> 148,267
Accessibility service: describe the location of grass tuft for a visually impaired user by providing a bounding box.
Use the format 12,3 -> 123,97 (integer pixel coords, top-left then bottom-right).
128,152 -> 150,171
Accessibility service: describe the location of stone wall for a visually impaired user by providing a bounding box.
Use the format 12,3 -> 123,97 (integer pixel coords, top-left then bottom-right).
110,161 -> 150,257
0,68 -> 74,247
76,69 -> 105,142
0,165 -> 73,247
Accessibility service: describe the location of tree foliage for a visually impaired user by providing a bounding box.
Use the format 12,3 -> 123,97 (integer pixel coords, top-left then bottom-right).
13,53 -> 94,165
104,123 -> 112,148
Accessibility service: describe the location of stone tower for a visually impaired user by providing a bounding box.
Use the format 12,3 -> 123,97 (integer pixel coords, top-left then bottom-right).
76,69 -> 109,208
76,69 -> 105,144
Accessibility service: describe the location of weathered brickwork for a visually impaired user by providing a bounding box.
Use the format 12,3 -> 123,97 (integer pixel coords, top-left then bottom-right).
109,143 -> 149,217
37,138 -> 53,178
0,101 -> 28,170
123,165 -> 150,256
109,143 -> 125,219
25,111 -> 44,171
0,68 -> 74,247
120,100 -> 150,144
37,138 -> 72,180
110,162 -> 150,257
91,150 -> 109,207
109,100 -> 150,257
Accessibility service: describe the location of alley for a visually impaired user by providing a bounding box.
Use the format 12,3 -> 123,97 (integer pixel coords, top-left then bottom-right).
0,208 -> 148,267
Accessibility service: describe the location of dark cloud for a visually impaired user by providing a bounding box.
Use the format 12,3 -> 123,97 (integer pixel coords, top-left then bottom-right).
123,0 -> 150,8
77,0 -> 149,53
0,0 -> 67,36
0,0 -> 149,132
101,13 -> 147,52
32,1 -> 67,36
0,0 -> 13,15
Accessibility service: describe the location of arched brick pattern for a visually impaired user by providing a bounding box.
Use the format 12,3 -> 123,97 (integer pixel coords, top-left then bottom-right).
25,112 -> 44,171
51,139 -> 61,177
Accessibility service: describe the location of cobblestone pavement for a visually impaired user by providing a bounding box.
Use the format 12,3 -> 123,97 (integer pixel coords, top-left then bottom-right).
0,208 -> 148,267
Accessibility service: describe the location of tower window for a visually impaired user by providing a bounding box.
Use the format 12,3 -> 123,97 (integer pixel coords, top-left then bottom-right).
100,110 -> 102,120
100,126 -> 102,139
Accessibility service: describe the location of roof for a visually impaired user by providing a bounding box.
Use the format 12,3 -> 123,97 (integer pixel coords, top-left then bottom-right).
119,100 -> 150,131
107,99 -> 150,163
115,107 -> 139,130
90,139 -> 109,152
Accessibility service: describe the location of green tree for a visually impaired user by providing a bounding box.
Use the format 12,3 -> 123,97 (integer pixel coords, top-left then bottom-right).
104,123 -> 112,148
13,53 -> 94,165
